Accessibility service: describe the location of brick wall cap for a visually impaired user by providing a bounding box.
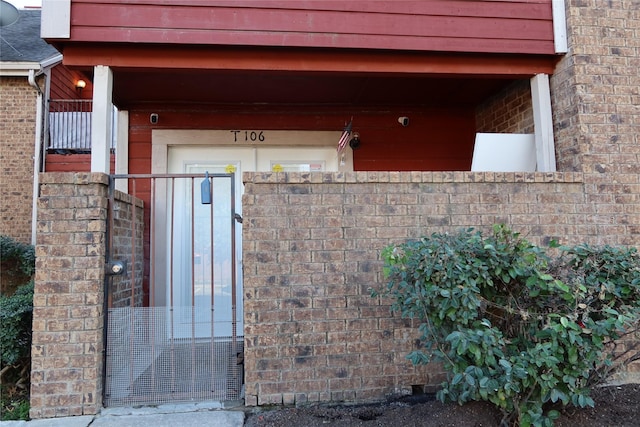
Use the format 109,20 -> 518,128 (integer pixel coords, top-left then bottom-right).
243,171 -> 583,185
39,172 -> 110,185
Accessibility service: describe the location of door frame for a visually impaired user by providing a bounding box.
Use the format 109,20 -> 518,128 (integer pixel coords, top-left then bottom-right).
152,129 -> 353,174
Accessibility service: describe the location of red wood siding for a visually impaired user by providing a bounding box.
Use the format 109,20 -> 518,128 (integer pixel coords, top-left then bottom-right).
49,64 -> 92,100
123,106 -> 476,176
62,44 -> 557,76
45,153 -> 115,173
68,0 -> 555,55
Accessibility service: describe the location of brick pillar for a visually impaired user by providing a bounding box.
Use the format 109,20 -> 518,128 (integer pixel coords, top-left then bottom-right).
30,172 -> 109,419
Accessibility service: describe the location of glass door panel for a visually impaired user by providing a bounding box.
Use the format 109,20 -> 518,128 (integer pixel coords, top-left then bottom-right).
167,147 -> 254,338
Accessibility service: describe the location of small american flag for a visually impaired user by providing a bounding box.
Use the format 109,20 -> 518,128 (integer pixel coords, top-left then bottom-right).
337,119 -> 353,153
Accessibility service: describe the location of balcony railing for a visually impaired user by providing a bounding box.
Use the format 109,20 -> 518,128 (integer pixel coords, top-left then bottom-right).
48,99 -> 116,151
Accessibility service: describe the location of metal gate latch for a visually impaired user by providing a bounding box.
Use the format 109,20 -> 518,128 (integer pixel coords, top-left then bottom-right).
106,260 -> 127,276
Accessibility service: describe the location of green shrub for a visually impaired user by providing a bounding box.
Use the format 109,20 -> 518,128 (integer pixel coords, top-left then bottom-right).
379,225 -> 640,427
0,236 -> 35,421
0,395 -> 30,421
0,281 -> 34,421
0,235 -> 35,278
1,281 -> 34,366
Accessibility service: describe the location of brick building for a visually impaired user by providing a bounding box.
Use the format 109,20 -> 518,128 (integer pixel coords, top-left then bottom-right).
0,8 -> 60,245
27,0 -> 640,419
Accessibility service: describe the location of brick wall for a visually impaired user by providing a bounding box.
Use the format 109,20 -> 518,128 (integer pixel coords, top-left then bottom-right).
242,171 -> 585,406
476,79 -> 534,134
551,0 -> 640,243
28,0 -> 640,416
30,173 -> 109,418
553,0 -> 640,174
0,77 -> 40,244
109,190 -> 145,309
550,0 -> 640,380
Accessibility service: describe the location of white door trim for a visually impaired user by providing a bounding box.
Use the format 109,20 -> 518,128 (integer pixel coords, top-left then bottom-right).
152,129 -> 354,174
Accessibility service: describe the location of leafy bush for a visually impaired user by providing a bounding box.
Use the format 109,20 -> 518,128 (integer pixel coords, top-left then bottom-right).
0,281 -> 34,421
0,236 -> 34,421
0,391 -> 30,421
0,235 -> 35,278
379,225 -> 640,427
1,282 -> 34,366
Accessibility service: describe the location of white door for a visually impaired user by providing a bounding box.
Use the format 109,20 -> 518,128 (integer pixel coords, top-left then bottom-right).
166,145 -> 338,338
166,147 -> 252,338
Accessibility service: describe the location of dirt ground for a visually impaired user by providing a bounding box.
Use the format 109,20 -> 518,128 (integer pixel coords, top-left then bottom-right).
243,383 -> 640,427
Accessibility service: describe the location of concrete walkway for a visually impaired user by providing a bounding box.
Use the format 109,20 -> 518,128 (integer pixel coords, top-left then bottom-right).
0,401 -> 245,427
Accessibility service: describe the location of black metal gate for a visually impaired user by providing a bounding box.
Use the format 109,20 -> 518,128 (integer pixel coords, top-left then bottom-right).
103,173 -> 243,407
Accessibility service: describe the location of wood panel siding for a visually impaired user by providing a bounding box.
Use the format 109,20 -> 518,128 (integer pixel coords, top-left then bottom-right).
45,153 -> 115,172
62,44 -> 558,76
123,106 -> 476,176
354,112 -> 477,171
49,64 -> 92,100
67,0 -> 555,55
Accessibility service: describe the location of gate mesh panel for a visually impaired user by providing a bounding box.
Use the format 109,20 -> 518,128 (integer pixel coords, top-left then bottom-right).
105,307 -> 243,407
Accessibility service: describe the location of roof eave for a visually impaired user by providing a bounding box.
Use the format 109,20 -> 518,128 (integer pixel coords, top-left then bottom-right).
0,54 -> 62,76
41,53 -> 63,69
0,62 -> 41,76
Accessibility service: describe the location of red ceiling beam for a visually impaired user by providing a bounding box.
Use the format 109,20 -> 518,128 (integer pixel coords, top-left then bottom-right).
61,45 -> 558,77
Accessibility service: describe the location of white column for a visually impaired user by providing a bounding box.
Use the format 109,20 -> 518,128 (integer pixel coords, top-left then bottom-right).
530,73 -> 557,172
115,110 -> 129,192
552,0 -> 568,54
41,0 -> 70,38
91,65 -> 114,173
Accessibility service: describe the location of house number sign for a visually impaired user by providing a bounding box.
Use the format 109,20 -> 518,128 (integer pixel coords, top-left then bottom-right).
230,130 -> 266,143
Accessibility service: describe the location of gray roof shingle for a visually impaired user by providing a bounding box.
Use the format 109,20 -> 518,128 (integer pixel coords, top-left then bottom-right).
0,9 -> 59,63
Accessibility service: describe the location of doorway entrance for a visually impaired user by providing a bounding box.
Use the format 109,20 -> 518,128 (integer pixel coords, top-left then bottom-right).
103,130 -> 347,406
103,171 -> 242,407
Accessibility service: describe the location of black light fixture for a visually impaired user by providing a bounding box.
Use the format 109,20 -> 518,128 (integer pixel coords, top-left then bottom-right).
349,132 -> 361,150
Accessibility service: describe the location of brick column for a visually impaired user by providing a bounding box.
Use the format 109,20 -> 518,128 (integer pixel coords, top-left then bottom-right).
30,172 -> 109,419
